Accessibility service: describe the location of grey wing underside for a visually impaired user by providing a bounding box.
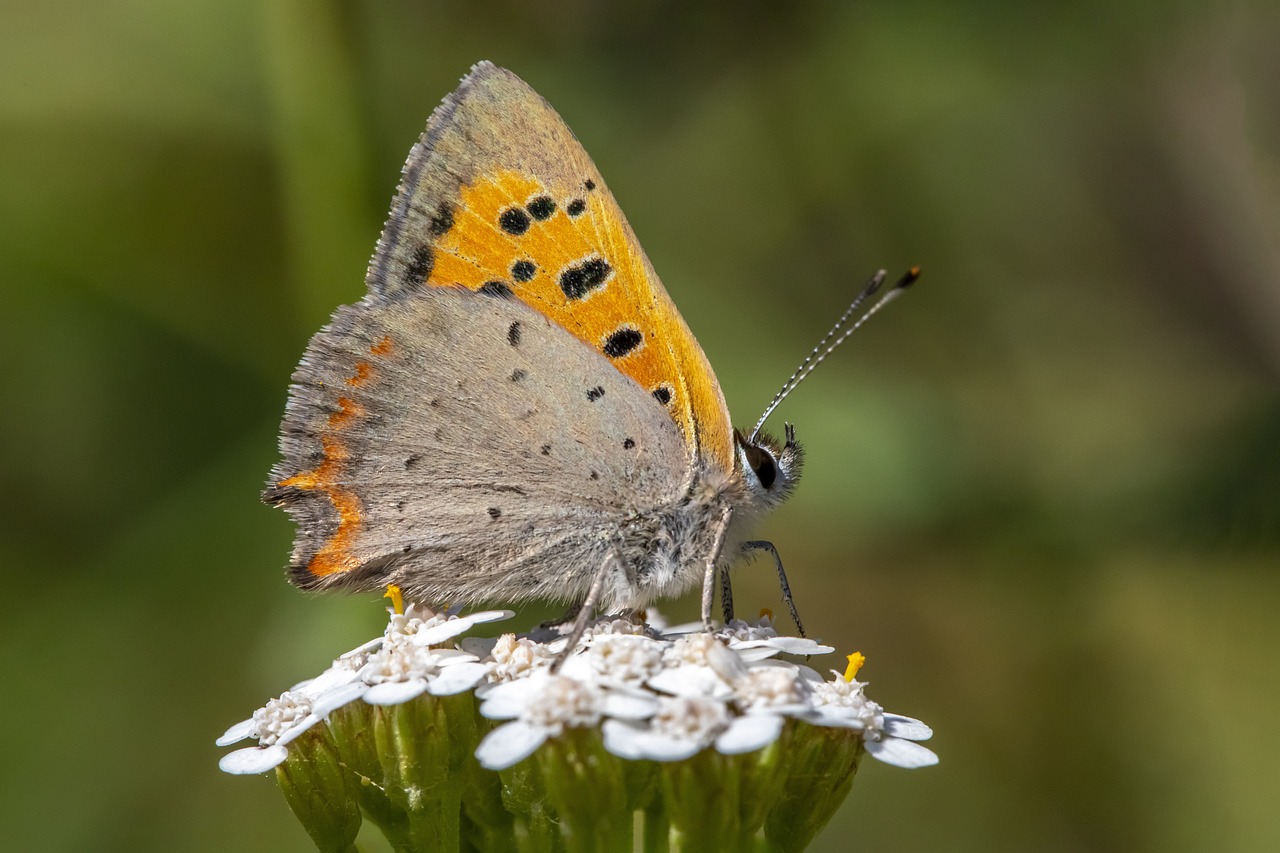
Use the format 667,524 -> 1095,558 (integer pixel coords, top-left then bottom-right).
265,286 -> 688,606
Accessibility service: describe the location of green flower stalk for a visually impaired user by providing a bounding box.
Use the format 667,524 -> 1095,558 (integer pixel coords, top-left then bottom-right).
218,604 -> 936,852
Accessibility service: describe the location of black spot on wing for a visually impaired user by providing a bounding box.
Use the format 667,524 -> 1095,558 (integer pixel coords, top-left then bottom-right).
405,245 -> 434,286
652,385 -> 673,406
488,507 -> 502,519
512,260 -> 536,282
500,208 -> 531,235
603,327 -> 643,358
510,368 -> 526,382
584,179 -> 596,191
560,257 -> 612,300
428,202 -> 454,236
479,280 -> 513,298
566,199 -> 586,217
623,438 -> 635,449
527,196 -> 556,220
586,386 -> 605,402
508,322 -> 522,346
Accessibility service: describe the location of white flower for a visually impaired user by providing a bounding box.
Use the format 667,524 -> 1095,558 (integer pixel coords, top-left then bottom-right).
577,634 -> 665,686
476,672 -> 657,769
217,691 -> 318,774
385,606 -> 513,648
477,633 -> 557,681
357,643 -> 489,705
216,606 -> 512,774
733,666 -> 808,714
806,671 -> 938,768
218,606 -> 938,777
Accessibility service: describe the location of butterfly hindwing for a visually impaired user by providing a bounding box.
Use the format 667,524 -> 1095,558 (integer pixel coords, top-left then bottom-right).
266,286 -> 688,601
369,61 -> 734,471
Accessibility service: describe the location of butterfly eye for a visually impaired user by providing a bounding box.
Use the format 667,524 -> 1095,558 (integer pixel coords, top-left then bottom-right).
754,453 -> 777,489
741,442 -> 778,490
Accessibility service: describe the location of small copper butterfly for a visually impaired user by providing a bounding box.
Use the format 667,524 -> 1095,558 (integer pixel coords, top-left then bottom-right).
265,62 -> 915,646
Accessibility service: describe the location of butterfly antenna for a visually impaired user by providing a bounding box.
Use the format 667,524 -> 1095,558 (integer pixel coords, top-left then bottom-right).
749,266 -> 920,442
759,269 -> 887,417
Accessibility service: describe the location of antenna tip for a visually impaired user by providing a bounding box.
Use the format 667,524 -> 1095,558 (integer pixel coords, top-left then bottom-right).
862,269 -> 888,298
895,266 -> 921,289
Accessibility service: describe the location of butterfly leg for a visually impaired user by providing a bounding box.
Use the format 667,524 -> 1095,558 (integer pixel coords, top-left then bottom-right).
700,506 -> 735,632
742,540 -> 806,637
719,564 -> 735,625
538,602 -> 581,632
551,549 -> 623,672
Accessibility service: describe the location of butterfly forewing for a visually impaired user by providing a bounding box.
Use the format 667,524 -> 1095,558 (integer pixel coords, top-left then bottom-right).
370,61 -> 734,471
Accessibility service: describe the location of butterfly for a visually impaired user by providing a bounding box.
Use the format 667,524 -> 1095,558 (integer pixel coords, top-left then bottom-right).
265,61 -> 913,646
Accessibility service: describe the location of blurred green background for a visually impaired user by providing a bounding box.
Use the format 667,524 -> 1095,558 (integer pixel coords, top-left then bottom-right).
3,1 -> 1278,850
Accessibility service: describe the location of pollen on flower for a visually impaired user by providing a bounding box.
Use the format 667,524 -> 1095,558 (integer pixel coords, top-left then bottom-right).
664,632 -> 722,666
653,695 -> 729,742
384,583 -> 405,614
524,675 -> 603,734
735,667 -> 802,710
253,691 -> 313,746
586,635 -> 663,684
844,651 -> 866,682
490,633 -> 554,681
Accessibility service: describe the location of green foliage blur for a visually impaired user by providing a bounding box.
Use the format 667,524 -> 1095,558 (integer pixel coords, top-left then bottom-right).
2,1 -> 1277,850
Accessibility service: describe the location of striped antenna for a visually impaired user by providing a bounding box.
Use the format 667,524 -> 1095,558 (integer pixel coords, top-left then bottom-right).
748,266 -> 919,442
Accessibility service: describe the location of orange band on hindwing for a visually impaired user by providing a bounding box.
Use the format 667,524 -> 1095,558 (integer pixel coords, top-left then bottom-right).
278,340 -> 391,578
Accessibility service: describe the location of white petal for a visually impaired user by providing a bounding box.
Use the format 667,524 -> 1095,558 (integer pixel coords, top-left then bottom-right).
705,641 -> 749,682
427,662 -> 489,695
715,714 -> 784,754
769,638 -> 835,655
478,679 -> 543,719
601,719 -> 647,760
433,648 -> 480,663
734,646 -> 782,662
219,745 -> 288,774
363,680 -> 429,705
311,682 -> 370,718
555,654 -> 595,681
793,664 -> 826,684
648,665 -> 732,699
632,732 -> 705,762
459,636 -> 498,658
601,691 -> 659,720
276,714 -> 322,747
475,720 -> 549,770
801,709 -> 866,730
468,609 -> 516,624
602,720 -> 703,762
865,736 -> 939,769
413,622 -> 481,646
413,611 -> 514,646
882,714 -> 933,741
657,621 -> 704,637
215,718 -> 258,747
302,664 -> 363,697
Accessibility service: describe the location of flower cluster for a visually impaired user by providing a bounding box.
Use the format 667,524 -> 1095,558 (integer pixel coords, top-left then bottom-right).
220,605 -> 935,773
217,603 -> 936,851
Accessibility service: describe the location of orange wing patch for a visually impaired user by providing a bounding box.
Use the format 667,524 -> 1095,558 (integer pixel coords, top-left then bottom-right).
276,339 -> 390,578
424,168 -> 732,469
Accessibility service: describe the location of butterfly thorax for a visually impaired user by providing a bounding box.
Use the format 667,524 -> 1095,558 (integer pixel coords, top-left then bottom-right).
607,427 -> 802,611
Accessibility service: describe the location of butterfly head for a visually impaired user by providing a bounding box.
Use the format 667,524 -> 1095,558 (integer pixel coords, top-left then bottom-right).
734,423 -> 803,511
